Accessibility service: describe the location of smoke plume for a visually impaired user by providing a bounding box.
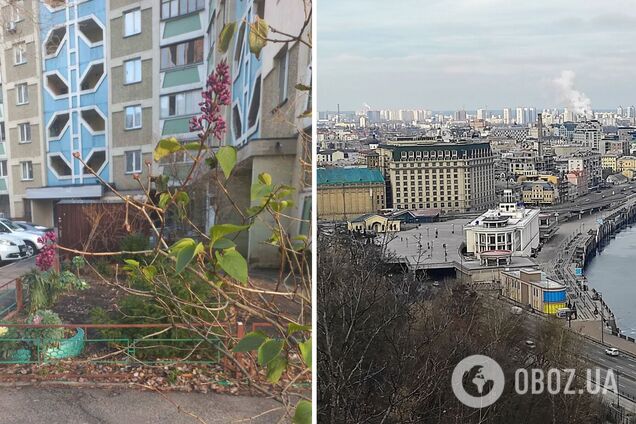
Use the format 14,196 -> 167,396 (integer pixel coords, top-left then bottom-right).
553,70 -> 592,118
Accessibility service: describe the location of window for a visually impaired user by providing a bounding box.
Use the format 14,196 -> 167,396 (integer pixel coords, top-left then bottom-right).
275,46 -> 289,104
21,161 -> 33,181
125,105 -> 142,129
161,0 -> 205,20
0,160 -> 7,177
124,58 -> 142,84
83,150 -> 106,175
18,122 -> 31,143
16,83 -> 28,105
14,43 -> 26,65
125,150 -> 142,173
78,17 -> 103,44
124,9 -> 141,36
160,90 -> 199,118
160,38 -> 203,70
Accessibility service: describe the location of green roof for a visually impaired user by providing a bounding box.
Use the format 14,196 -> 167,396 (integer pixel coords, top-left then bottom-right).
317,168 -> 384,186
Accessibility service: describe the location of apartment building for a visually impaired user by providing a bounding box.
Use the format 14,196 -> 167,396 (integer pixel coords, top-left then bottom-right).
213,0 -> 312,267
378,139 -> 496,213
0,0 -> 46,221
0,0 -> 310,266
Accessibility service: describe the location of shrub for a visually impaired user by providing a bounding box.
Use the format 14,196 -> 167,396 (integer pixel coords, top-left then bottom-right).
23,269 -> 88,314
24,310 -> 64,346
0,323 -> 22,360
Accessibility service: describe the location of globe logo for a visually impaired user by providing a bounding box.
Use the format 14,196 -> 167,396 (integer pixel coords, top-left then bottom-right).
451,355 -> 505,408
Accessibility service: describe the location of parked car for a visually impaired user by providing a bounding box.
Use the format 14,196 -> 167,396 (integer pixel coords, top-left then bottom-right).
13,221 -> 53,233
605,348 -> 619,357
0,219 -> 45,257
0,233 -> 28,263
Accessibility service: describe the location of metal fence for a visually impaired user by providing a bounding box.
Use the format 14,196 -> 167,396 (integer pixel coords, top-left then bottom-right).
0,321 -> 273,366
0,278 -> 23,319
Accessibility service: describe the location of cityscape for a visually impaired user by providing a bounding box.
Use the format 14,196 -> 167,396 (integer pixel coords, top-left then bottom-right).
317,101 -> 636,420
317,0 -> 636,422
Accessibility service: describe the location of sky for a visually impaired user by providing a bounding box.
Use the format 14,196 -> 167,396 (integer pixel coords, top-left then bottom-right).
317,0 -> 636,112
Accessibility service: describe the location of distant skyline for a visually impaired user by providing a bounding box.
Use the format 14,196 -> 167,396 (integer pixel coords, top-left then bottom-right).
318,0 -> 636,112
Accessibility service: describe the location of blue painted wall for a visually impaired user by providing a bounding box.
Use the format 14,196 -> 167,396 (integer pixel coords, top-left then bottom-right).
231,0 -> 262,146
40,1 -> 109,186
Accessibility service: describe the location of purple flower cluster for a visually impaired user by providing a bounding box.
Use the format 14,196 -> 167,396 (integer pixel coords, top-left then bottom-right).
190,61 -> 231,141
35,231 -> 57,271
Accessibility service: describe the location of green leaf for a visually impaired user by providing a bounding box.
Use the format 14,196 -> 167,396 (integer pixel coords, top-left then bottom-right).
266,355 -> 287,384
171,238 -> 195,252
141,265 -> 157,280
209,223 -> 250,243
124,259 -> 139,267
295,83 -> 311,91
174,191 -> 190,206
154,137 -> 182,161
215,248 -> 248,284
212,238 -> 236,249
171,238 -> 202,274
287,323 -> 311,335
258,172 -> 272,185
218,22 -> 237,53
257,338 -> 284,367
298,339 -> 312,370
232,331 -> 267,352
216,146 -> 237,179
158,192 -> 171,209
251,182 -> 273,201
248,17 -> 268,59
293,400 -> 311,424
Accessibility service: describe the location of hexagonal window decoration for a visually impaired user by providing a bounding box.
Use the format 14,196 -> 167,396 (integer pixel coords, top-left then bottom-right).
81,109 -> 105,133
45,26 -> 67,56
45,73 -> 69,97
78,17 -> 103,44
48,113 -> 70,139
80,63 -> 104,91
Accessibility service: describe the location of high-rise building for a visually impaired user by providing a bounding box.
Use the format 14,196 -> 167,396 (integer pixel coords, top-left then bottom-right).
0,0 -> 310,266
454,109 -> 467,121
503,108 -> 511,125
377,139 -> 496,213
516,107 -> 524,125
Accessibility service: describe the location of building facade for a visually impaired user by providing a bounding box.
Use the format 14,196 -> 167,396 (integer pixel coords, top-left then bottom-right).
378,139 -> 496,213
501,268 -> 567,315
464,194 -> 540,259
0,0 -> 311,267
317,168 -> 385,221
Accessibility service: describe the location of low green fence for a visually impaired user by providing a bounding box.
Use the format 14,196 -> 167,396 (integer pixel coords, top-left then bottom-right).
0,329 -> 223,365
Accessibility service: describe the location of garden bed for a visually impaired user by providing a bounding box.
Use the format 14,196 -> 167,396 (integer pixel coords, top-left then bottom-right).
51,272 -> 123,323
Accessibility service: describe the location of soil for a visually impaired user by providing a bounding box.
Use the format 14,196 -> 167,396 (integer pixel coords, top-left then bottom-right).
51,271 -> 123,324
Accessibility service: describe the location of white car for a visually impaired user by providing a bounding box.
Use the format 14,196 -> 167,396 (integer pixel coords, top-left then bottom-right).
0,219 -> 45,257
525,340 -> 536,349
0,233 -> 28,263
605,348 -> 619,357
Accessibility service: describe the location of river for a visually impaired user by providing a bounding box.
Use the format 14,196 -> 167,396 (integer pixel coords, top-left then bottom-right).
585,225 -> 636,337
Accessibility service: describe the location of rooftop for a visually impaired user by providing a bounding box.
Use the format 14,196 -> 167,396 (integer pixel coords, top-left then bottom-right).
502,268 -> 565,291
317,167 -> 384,186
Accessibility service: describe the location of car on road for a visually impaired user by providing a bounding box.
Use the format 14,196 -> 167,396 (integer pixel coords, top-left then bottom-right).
605,348 -> 619,357
0,233 -> 28,263
0,219 -> 45,257
525,340 -> 536,349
